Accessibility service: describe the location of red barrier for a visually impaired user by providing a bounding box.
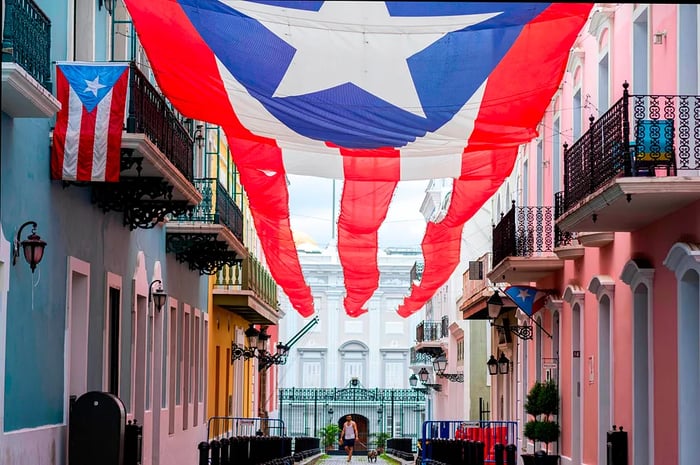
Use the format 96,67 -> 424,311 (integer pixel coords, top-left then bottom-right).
461,426 -> 509,461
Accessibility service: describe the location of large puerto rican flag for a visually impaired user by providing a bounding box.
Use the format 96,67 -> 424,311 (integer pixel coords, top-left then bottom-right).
123,1 -> 592,318
51,62 -> 129,182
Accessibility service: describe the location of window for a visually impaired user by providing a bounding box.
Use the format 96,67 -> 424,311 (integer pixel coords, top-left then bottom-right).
72,0 -> 96,61
106,280 -> 121,396
522,160 -> 529,205
344,361 -> 363,385
193,313 -> 200,425
678,5 -> 699,94
573,89 -> 582,139
598,52 -> 610,114
168,301 -> 178,434
183,307 -> 191,429
536,140 -> 543,206
632,8 -> 649,94
552,118 -> 561,194
161,305 -> 168,409
384,362 -> 404,388
302,361 -> 322,388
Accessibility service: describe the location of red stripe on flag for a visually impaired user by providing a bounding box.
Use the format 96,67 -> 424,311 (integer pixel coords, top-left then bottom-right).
339,146 -> 401,181
77,105 -> 96,181
51,69 -> 70,180
337,179 -> 397,317
106,70 -> 130,182
338,147 -> 399,316
231,137 -> 314,317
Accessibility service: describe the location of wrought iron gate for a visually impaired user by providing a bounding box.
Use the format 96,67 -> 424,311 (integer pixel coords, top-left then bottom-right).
279,386 -> 427,451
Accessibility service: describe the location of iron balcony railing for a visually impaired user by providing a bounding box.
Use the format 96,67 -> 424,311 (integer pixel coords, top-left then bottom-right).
416,320 -> 441,343
554,191 -> 578,247
410,347 -> 433,365
560,83 -> 700,214
492,201 -> 554,267
2,0 -> 51,90
410,260 -> 424,283
216,256 -> 279,310
126,62 -> 194,181
180,178 -> 244,243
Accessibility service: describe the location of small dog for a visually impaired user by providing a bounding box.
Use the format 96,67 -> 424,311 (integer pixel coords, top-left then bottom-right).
367,449 -> 379,462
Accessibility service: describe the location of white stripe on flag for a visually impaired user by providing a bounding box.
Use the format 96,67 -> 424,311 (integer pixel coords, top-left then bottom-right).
92,89 -> 114,181
63,85 -> 84,181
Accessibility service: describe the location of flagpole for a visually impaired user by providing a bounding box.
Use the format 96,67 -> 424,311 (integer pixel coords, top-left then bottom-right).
526,313 -> 552,339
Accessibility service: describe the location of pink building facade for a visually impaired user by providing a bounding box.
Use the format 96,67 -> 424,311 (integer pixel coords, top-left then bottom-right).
481,4 -> 700,465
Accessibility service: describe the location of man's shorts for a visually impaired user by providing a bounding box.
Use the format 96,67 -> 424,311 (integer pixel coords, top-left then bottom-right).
343,438 -> 355,447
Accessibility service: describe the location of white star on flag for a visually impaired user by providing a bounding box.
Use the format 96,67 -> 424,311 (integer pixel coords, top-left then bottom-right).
226,1 -> 500,117
517,289 -> 531,300
84,76 -> 106,97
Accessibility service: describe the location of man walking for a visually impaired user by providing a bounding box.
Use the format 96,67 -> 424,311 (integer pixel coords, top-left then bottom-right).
340,414 -> 359,462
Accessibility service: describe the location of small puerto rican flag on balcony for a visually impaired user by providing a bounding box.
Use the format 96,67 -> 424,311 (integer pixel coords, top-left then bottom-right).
51,62 -> 129,182
503,286 -> 548,317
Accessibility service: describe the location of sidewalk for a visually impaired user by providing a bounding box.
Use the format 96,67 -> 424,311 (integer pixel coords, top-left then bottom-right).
313,453 -> 415,464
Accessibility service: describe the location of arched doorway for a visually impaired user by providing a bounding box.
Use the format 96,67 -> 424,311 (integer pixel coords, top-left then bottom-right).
338,413 -> 369,452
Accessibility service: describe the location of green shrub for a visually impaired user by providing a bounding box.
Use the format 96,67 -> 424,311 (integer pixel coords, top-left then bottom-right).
523,380 -> 560,454
524,382 -> 544,417
319,424 -> 340,449
535,421 -> 560,444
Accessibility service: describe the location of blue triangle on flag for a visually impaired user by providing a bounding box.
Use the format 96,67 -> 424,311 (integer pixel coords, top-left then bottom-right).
503,285 -> 547,317
58,63 -> 129,112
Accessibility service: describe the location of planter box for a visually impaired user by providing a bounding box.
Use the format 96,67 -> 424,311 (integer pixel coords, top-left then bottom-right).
521,453 -> 560,465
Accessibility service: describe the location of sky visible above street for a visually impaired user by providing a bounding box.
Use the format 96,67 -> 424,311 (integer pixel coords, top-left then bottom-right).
287,174 -> 429,250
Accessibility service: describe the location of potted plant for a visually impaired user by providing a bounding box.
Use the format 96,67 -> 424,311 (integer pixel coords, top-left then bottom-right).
319,423 -> 341,451
373,432 -> 390,454
522,380 -> 560,465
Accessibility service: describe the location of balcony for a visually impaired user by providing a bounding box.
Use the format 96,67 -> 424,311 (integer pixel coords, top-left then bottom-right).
410,260 -> 424,286
414,320 -> 445,358
409,347 -> 433,366
166,178 -> 247,275
1,0 -> 60,117
213,256 -> 280,325
488,202 -> 563,284
81,62 -> 201,229
553,192 -> 584,259
557,84 -> 700,233
459,254 -> 494,320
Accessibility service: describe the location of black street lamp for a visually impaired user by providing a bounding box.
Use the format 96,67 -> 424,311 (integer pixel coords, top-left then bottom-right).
498,352 -> 511,375
149,279 -> 167,311
431,354 -> 465,382
487,354 -> 499,376
487,352 -> 511,375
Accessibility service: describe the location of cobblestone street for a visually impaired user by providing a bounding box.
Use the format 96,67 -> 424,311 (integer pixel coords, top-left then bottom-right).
315,456 -> 394,464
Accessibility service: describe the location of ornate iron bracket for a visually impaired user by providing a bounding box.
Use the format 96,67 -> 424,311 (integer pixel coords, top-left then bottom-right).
491,318 -> 533,340
436,372 -> 464,383
120,148 -> 143,174
166,233 -> 241,275
417,346 -> 444,359
91,177 -> 193,230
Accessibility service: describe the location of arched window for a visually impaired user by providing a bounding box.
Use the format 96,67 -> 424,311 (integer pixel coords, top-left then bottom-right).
588,275 -> 615,465
621,259 -> 655,465
338,341 -> 369,386
563,285 -> 585,465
